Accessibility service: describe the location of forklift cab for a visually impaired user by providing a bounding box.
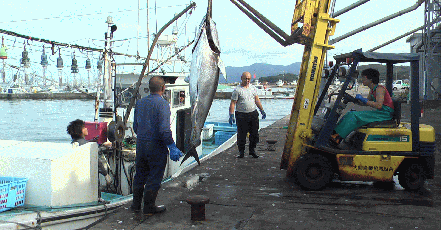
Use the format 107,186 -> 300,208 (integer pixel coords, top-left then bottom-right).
296,49 -> 435,191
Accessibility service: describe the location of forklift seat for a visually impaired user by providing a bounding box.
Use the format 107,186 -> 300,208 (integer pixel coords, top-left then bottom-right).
361,100 -> 401,128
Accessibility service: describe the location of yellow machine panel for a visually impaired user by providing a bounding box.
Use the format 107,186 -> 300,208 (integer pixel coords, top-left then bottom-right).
416,123 -> 436,142
337,155 -> 405,182
357,126 -> 412,152
357,122 -> 435,151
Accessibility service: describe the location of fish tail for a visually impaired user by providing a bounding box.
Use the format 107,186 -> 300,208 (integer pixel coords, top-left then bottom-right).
180,146 -> 201,166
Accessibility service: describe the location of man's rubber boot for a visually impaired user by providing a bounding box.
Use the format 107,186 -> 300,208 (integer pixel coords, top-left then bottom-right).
249,149 -> 259,158
130,187 -> 144,213
237,151 -> 244,158
143,189 -> 166,215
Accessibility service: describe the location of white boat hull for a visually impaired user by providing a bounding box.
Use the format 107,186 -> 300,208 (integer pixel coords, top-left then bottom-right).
0,195 -> 132,230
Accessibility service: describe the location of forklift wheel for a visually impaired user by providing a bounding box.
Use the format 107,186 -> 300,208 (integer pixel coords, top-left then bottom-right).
398,163 -> 425,191
296,154 -> 333,191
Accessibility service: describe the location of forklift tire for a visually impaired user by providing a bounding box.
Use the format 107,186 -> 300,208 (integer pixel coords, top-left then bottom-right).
398,163 -> 425,191
295,154 -> 333,191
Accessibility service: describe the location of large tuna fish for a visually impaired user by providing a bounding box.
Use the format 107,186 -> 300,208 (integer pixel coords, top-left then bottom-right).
180,15 -> 226,166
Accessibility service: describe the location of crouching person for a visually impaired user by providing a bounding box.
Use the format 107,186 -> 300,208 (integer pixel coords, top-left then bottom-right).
67,119 -> 113,186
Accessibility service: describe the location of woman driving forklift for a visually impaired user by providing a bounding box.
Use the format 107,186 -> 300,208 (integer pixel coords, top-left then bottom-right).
331,68 -> 394,145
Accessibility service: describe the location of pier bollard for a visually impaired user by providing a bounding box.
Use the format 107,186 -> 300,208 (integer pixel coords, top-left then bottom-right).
186,195 -> 210,221
266,140 -> 278,151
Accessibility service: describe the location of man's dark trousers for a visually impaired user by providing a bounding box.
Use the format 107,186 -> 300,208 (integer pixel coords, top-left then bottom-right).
133,140 -> 167,192
235,110 -> 259,153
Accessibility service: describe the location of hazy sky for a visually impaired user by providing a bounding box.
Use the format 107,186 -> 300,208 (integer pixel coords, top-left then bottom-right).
0,0 -> 424,80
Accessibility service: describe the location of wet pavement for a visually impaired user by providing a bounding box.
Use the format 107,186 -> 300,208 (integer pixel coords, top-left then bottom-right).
90,102 -> 441,230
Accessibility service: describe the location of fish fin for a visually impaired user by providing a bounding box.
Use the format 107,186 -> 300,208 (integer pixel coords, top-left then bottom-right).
218,58 -> 227,80
180,146 -> 201,166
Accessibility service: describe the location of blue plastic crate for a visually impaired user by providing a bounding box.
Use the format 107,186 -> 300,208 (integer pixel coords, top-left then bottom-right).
0,177 -> 28,213
215,131 -> 236,145
0,180 -> 10,213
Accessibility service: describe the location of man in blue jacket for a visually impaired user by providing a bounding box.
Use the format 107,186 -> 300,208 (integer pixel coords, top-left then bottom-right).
131,76 -> 183,215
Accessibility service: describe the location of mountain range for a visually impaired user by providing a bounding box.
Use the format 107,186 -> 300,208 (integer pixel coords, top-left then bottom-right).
220,62 -> 411,84
220,62 -> 302,84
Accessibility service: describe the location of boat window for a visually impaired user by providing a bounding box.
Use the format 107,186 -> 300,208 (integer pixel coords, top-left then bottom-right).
163,90 -> 171,104
114,87 -> 141,107
179,91 -> 185,105
172,90 -> 185,108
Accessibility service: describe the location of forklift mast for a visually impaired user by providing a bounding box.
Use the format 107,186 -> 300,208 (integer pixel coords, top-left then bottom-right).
279,0 -> 339,176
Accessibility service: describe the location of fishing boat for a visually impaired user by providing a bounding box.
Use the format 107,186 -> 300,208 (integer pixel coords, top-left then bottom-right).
0,3 -> 236,229
2,83 -> 27,94
253,80 -> 274,99
0,71 -> 237,230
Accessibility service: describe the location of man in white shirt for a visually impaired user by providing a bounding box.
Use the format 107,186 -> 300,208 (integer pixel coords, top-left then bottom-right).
229,72 -> 266,158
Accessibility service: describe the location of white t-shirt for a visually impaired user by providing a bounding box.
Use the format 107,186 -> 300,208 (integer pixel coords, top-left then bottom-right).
231,84 -> 257,113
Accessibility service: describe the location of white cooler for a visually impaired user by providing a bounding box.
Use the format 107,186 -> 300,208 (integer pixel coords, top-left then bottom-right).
0,141 -> 98,207
202,124 -> 215,140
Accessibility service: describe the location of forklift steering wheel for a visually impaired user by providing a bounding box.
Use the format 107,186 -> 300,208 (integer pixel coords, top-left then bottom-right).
343,93 -> 357,104
328,92 -> 357,104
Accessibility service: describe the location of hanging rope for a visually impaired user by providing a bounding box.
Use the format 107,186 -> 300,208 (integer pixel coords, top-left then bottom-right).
0,4 -> 188,24
0,28 -> 102,53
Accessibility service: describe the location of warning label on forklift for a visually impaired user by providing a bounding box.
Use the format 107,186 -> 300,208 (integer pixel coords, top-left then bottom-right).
354,165 -> 393,172
303,99 -> 309,109
310,56 -> 318,81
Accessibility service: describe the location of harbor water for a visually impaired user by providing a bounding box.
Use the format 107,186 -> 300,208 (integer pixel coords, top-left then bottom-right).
0,99 -> 294,143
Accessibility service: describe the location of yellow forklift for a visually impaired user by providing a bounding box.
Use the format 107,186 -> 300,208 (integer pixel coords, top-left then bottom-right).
281,49 -> 436,191
276,1 -> 435,191
230,0 -> 435,191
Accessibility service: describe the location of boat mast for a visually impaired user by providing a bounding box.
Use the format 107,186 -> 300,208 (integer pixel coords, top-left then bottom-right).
103,16 -> 117,110
147,0 -> 150,72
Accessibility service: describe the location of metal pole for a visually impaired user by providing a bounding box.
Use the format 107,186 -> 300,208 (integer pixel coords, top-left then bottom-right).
410,60 -> 420,152
332,0 -> 370,18
329,0 -> 425,45
123,2 -> 196,125
103,17 -> 113,109
137,0 -> 140,57
2,60 -> 5,83
43,67 -> 46,87
230,0 -> 287,46
236,0 -> 290,40
368,26 -> 423,52
147,0 -> 150,72
208,0 -> 212,18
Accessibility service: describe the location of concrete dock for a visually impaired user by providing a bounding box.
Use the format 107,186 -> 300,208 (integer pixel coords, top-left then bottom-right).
90,102 -> 441,230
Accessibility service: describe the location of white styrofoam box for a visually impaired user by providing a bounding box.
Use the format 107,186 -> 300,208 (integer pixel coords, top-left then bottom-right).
0,141 -> 98,207
202,124 -> 215,140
